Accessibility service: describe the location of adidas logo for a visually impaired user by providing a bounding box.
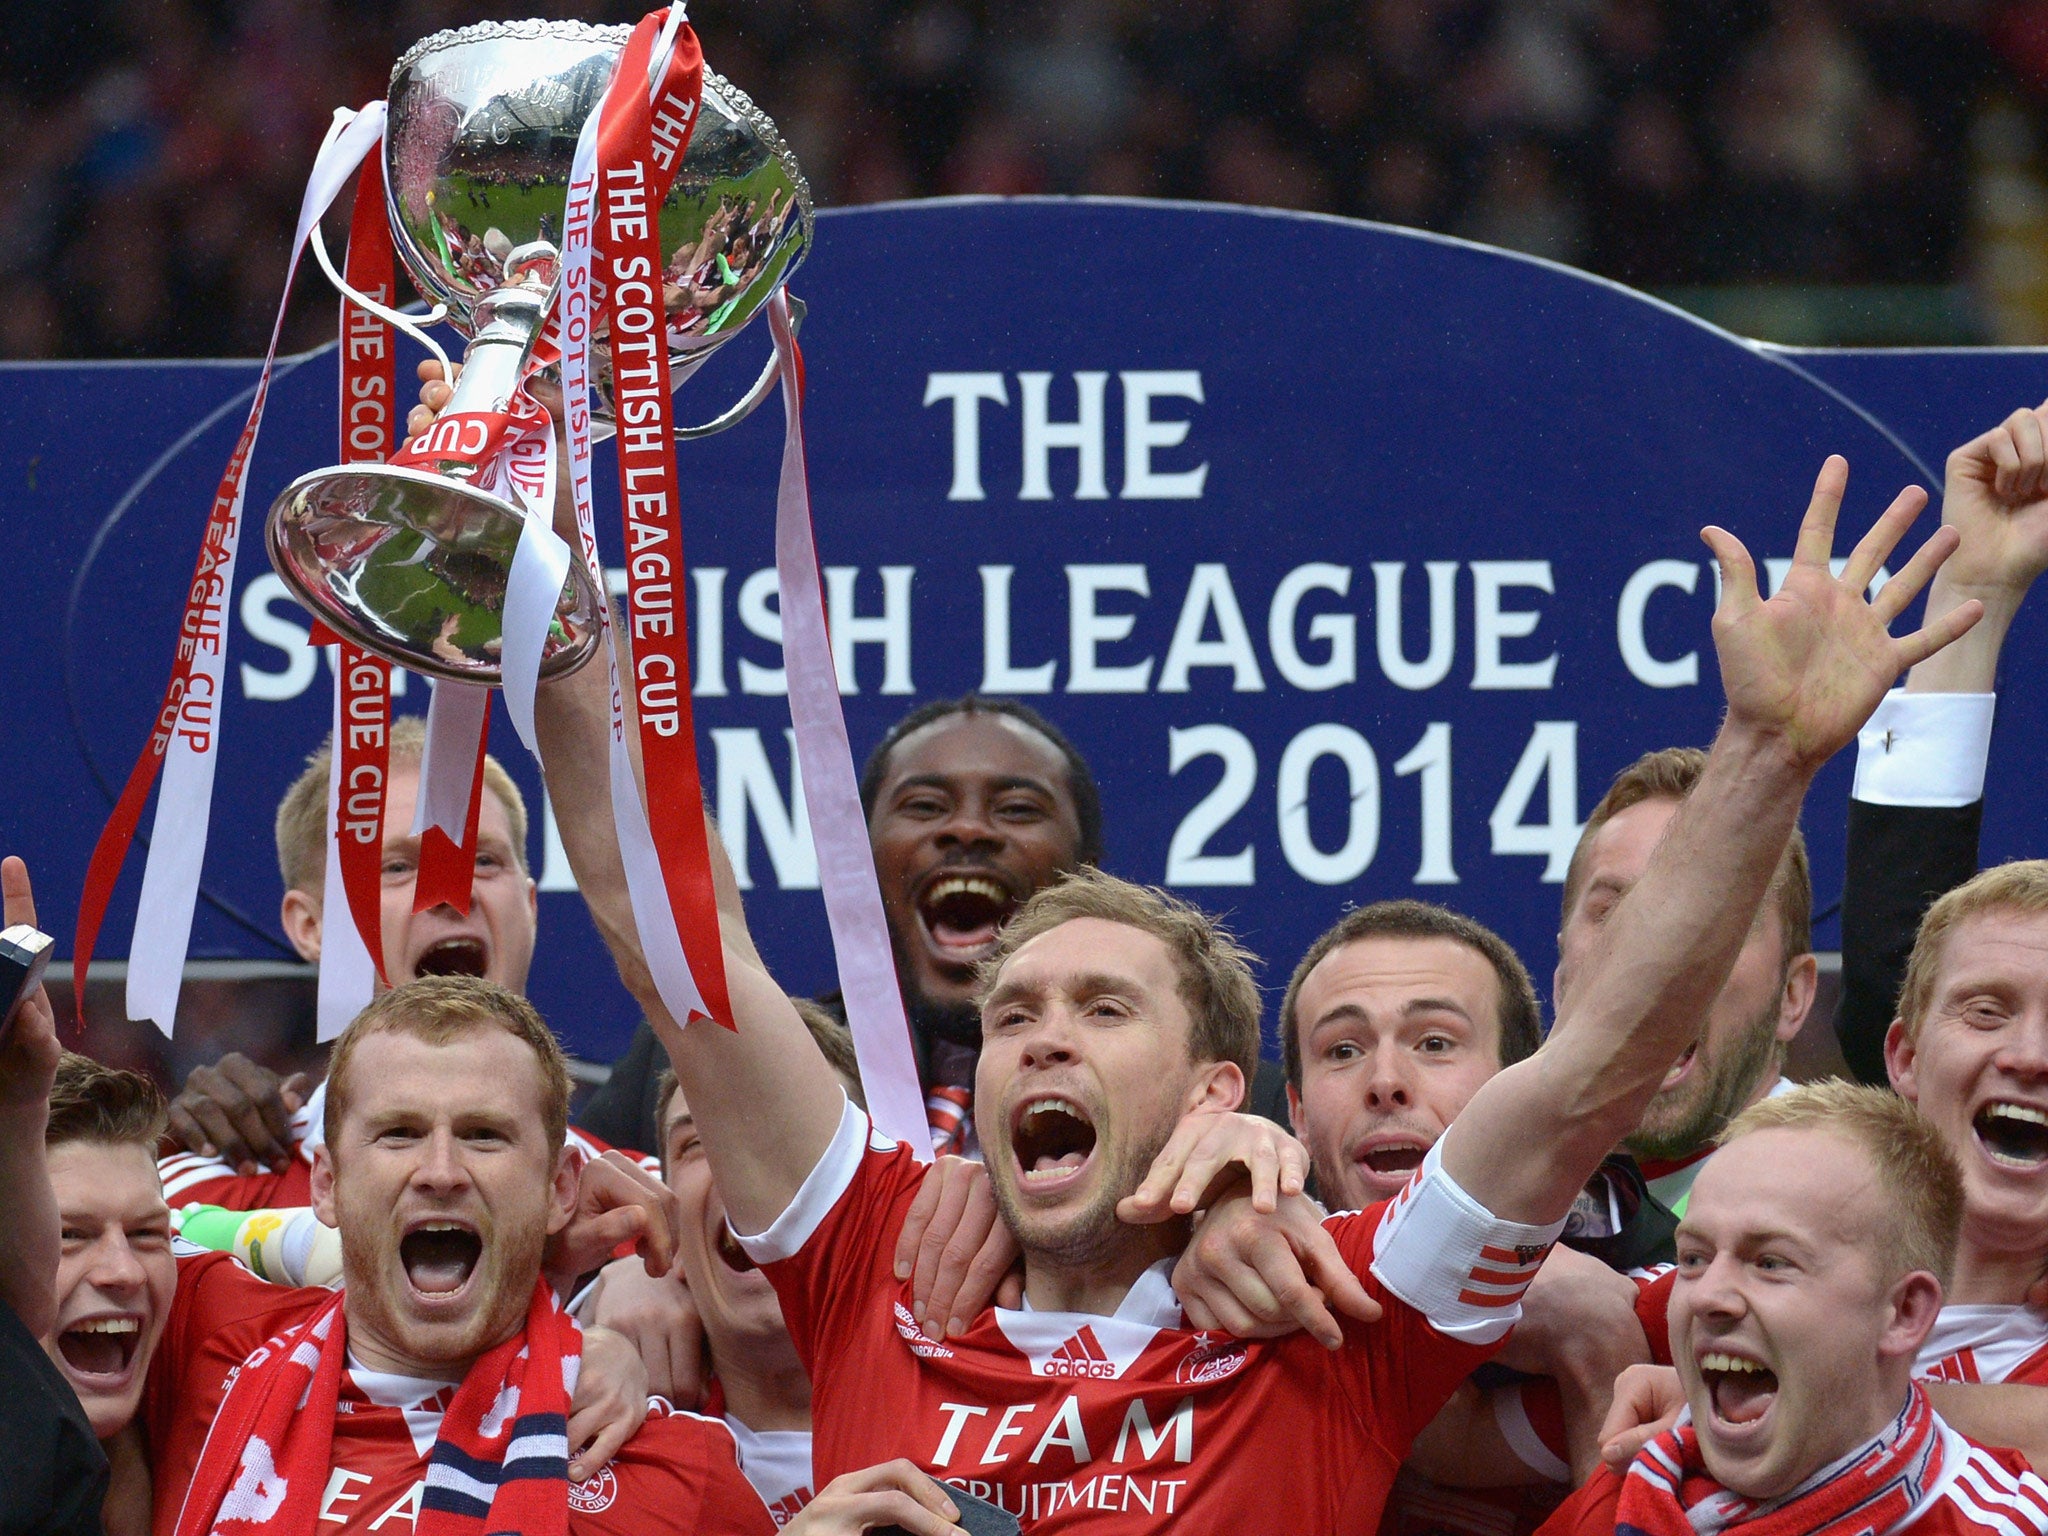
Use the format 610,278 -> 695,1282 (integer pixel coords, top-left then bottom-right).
1041,1325 -> 1119,1379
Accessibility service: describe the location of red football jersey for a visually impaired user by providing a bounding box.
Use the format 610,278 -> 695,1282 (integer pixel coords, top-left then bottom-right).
1917,1306 -> 2048,1387
144,1250 -> 769,1536
739,1102 -> 1563,1534
1533,1422 -> 2048,1536
159,1082 -> 655,1211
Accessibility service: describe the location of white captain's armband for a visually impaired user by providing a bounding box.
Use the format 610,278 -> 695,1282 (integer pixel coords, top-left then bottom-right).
1367,1140 -> 1565,1344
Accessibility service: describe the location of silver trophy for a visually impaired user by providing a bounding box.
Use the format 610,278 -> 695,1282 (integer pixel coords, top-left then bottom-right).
267,19 -> 812,684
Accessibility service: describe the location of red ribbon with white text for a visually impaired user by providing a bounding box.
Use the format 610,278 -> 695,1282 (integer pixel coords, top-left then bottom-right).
330,154 -> 396,1007
590,9 -> 732,1027
75,105 -> 388,1033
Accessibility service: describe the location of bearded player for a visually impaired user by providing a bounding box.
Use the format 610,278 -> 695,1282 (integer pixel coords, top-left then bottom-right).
587,457 -> 1978,1532
144,976 -> 771,1536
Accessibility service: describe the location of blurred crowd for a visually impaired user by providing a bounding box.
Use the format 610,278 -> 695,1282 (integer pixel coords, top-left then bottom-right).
8,0 -> 2048,360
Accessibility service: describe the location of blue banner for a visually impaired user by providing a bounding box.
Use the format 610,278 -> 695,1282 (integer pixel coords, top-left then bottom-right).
7,197 -> 2044,1062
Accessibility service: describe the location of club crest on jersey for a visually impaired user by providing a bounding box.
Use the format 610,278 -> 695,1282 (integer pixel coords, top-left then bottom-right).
568,1466 -> 618,1513
1175,1334 -> 1248,1386
895,1301 -> 955,1359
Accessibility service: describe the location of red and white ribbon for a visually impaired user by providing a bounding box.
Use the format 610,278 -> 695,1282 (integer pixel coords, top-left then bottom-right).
319,151 -> 398,1037
76,103 -> 388,1033
410,677 -> 491,915
765,292 -> 928,1156
554,6 -> 733,1029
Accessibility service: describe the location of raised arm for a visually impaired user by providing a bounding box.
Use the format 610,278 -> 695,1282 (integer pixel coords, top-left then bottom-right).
1441,457 -> 1980,1224
1839,402 -> 2048,1078
532,654 -> 844,1234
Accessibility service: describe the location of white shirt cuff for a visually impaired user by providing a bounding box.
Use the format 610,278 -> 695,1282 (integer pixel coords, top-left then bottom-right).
1852,691 -> 1994,808
730,1093 -> 880,1265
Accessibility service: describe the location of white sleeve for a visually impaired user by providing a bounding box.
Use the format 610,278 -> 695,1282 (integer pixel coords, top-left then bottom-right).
729,1092 -> 887,1264
1853,691 -> 1995,808
1367,1139 -> 1567,1345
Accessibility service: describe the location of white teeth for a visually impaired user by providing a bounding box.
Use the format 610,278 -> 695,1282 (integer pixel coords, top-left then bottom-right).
1024,1098 -> 1089,1125
1699,1352 -> 1766,1374
1986,1104 -> 2048,1128
71,1318 -> 139,1335
927,877 -> 1007,905
416,1222 -> 468,1233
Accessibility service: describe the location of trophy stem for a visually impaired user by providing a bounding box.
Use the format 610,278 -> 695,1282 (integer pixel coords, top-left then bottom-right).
416,241 -> 561,482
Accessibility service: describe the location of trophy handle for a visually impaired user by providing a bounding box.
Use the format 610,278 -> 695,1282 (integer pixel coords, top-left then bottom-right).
672,295 -> 805,441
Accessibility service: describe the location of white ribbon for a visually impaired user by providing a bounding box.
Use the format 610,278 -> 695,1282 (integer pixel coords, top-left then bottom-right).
127,103 -> 388,1031
491,410 -> 569,756
767,292 -> 929,1158
318,676 -> 378,1040
411,677 -> 491,849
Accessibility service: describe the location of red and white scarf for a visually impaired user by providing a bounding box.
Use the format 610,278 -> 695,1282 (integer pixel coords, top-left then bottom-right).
174,1279 -> 579,1536
1618,1385 -> 1944,1536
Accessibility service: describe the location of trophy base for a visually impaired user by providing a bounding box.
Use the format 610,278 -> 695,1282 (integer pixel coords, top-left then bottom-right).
266,463 -> 603,686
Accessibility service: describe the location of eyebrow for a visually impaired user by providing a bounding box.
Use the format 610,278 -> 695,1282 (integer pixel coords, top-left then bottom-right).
889,772 -> 1058,798
1314,998 -> 1476,1029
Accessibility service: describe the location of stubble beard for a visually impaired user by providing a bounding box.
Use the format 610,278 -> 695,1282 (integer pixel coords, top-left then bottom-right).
336,1202 -> 545,1374
989,1114 -> 1178,1275
1626,998 -> 1786,1164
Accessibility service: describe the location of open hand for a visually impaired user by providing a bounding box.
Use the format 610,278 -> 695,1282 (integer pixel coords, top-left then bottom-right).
894,1155 -> 1022,1340
1118,1109 -> 1309,1223
568,1323 -> 650,1482
588,1256 -> 708,1408
1704,456 -> 1980,775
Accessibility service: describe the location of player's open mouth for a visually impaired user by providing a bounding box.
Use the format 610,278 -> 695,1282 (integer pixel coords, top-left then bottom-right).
413,937 -> 489,979
1355,1139 -> 1428,1178
916,873 -> 1019,968
1699,1349 -> 1777,1433
1660,1045 -> 1699,1092
56,1313 -> 144,1385
714,1223 -> 758,1275
401,1218 -> 483,1298
1011,1097 -> 1097,1189
1975,1101 -> 2048,1169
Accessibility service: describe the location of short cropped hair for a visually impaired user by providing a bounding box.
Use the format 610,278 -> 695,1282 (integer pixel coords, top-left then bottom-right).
652,996 -> 867,1168
1896,859 -> 2048,1043
325,977 -> 569,1154
977,867 -> 1260,1081
1279,901 -> 1542,1091
274,716 -> 529,896
46,1052 -> 168,1150
1563,747 -> 1811,964
1718,1080 -> 1963,1287
858,695 -> 1103,868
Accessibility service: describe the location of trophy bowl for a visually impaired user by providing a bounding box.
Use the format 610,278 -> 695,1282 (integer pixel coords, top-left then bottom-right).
267,18 -> 813,686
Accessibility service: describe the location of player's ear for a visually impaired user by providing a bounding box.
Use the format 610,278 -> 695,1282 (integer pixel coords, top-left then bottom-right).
1879,1269 -> 1943,1361
311,1144 -> 338,1226
546,1143 -> 579,1235
282,888 -> 323,962
1885,1018 -> 1920,1101
1185,1059 -> 1245,1116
